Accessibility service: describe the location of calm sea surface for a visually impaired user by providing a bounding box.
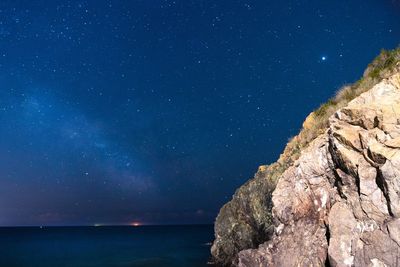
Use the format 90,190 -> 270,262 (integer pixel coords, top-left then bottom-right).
0,225 -> 214,267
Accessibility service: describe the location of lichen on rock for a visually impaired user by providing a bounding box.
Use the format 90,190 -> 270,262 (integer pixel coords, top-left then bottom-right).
211,166 -> 275,266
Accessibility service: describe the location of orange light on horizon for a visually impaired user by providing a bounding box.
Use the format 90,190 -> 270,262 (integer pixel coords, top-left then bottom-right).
130,222 -> 141,227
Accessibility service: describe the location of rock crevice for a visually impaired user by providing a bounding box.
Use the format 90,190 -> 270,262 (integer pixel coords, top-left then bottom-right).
236,73 -> 400,266
212,53 -> 400,266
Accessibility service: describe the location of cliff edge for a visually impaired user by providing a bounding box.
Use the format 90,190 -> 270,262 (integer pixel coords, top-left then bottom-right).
212,48 -> 400,266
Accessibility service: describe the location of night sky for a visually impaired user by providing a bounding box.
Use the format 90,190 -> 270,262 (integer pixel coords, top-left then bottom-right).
0,1 -> 399,226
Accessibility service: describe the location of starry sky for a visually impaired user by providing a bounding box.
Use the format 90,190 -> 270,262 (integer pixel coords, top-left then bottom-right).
0,0 -> 399,226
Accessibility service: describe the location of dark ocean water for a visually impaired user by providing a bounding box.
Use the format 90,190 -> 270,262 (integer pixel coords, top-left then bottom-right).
0,225 -> 214,267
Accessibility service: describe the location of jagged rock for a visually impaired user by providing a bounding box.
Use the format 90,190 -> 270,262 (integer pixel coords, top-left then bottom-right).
235,73 -> 400,266
237,135 -> 335,267
213,53 -> 400,265
211,166 -> 275,266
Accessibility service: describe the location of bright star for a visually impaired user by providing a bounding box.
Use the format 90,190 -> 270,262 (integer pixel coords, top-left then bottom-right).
321,56 -> 327,61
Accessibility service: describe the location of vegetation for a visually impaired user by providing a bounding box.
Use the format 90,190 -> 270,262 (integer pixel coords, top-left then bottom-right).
214,47 -> 400,266
367,49 -> 398,79
259,47 -> 400,186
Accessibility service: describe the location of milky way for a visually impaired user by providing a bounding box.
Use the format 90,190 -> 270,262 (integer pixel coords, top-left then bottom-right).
0,0 -> 399,225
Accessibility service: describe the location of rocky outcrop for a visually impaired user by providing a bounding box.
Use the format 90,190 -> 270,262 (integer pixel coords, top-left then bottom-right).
211,133 -> 309,265
212,49 -> 400,266
211,166 -> 276,266
239,72 -> 400,266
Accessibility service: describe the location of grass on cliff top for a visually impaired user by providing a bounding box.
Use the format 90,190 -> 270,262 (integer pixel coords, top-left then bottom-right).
262,47 -> 400,185
309,48 -> 400,141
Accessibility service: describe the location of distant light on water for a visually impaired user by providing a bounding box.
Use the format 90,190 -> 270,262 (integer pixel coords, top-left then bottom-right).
0,225 -> 214,266
130,222 -> 141,227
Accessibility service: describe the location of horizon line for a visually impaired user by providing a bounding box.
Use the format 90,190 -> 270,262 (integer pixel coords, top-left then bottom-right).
0,223 -> 214,228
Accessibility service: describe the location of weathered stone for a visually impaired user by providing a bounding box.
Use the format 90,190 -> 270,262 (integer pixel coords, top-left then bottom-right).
385,136 -> 400,148
235,73 -> 400,266
213,59 -> 400,266
328,202 -> 358,267
211,167 -> 275,266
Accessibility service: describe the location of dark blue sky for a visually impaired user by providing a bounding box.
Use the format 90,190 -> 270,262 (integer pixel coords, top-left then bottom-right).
0,0 -> 399,226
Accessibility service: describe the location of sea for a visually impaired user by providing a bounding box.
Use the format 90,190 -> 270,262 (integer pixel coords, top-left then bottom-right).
0,225 -> 215,267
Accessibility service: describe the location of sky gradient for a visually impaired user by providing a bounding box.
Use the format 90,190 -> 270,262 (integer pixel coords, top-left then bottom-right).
0,0 -> 400,226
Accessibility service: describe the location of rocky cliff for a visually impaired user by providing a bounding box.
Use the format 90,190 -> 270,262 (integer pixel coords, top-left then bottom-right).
212,48 -> 400,266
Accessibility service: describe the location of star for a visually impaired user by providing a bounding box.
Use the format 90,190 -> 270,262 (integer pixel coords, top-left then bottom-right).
321,56 -> 327,61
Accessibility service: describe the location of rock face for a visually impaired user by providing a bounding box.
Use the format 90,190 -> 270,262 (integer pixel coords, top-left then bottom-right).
211,166 -> 275,266
240,73 -> 400,266
212,54 -> 400,266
